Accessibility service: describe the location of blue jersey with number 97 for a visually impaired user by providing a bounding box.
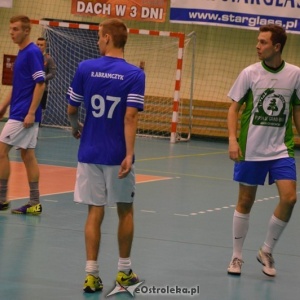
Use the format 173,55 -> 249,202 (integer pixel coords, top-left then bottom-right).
67,56 -> 145,165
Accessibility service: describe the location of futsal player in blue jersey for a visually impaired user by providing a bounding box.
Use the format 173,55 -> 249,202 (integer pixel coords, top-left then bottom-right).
67,18 -> 145,293
0,15 -> 45,214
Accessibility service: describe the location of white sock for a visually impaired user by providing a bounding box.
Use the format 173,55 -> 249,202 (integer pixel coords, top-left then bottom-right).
85,260 -> 99,277
232,210 -> 250,260
118,257 -> 131,274
262,215 -> 287,253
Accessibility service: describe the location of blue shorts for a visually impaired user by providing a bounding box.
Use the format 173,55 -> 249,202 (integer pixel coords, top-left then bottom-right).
233,158 -> 296,186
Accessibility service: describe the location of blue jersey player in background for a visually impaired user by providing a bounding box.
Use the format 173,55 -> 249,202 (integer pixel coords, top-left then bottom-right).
67,18 -> 145,293
0,15 -> 45,215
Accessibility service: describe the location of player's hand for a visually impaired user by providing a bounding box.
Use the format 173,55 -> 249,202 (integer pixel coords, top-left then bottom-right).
0,105 -> 7,120
71,122 -> 83,139
228,139 -> 242,162
72,129 -> 81,139
23,113 -> 35,128
118,156 -> 133,179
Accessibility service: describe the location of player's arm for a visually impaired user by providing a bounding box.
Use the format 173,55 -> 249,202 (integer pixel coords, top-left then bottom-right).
66,72 -> 83,139
24,82 -> 45,127
118,107 -> 139,179
46,56 -> 56,82
0,89 -> 12,120
67,104 -> 82,139
227,100 -> 243,161
293,105 -> 300,136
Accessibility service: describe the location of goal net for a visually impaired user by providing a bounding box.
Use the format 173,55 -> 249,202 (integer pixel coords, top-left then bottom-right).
32,20 -> 194,143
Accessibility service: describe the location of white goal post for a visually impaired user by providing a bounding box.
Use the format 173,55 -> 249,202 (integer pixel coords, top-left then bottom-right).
31,19 -> 194,143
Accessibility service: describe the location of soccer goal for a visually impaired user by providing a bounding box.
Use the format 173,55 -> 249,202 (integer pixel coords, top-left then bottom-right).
30,19 -> 195,143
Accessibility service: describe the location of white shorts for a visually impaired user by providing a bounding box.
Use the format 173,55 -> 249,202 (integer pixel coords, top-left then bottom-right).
74,162 -> 136,206
0,120 -> 39,149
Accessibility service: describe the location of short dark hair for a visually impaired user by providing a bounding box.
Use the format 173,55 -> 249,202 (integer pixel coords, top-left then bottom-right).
37,37 -> 46,42
10,15 -> 31,31
259,24 -> 287,53
99,18 -> 128,49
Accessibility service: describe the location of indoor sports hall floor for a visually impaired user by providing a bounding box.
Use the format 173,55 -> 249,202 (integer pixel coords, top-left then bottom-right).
1,125 -> 300,300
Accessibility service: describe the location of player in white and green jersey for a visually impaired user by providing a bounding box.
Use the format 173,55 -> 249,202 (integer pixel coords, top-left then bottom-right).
229,61 -> 300,161
227,24 -> 300,277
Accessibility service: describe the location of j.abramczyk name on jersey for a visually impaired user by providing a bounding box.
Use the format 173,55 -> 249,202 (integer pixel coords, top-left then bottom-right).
91,72 -> 124,80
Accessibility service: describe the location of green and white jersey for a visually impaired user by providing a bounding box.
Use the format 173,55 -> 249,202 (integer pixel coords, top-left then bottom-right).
228,61 -> 300,161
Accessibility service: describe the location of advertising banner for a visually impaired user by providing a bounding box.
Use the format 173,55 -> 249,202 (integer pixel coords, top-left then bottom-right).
170,0 -> 300,34
71,0 -> 167,22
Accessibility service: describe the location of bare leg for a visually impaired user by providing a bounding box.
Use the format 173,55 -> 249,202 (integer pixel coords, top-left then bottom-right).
84,205 -> 105,291
274,180 -> 297,222
0,142 -> 12,205
21,148 -> 39,183
85,205 -> 105,261
117,203 -> 134,258
0,142 -> 12,181
261,179 -> 297,253
116,202 -> 139,284
20,148 -> 40,206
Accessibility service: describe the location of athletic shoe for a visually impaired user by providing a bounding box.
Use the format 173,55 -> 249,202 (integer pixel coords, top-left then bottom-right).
257,248 -> 276,277
227,257 -> 244,275
0,201 -> 10,211
83,274 -> 103,293
11,203 -> 42,215
116,269 -> 139,286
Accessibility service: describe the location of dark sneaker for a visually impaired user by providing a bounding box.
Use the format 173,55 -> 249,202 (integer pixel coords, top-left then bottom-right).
11,203 -> 42,215
0,201 -> 10,211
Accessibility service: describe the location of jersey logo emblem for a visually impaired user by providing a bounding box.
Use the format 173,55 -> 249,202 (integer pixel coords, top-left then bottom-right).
253,88 -> 286,127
